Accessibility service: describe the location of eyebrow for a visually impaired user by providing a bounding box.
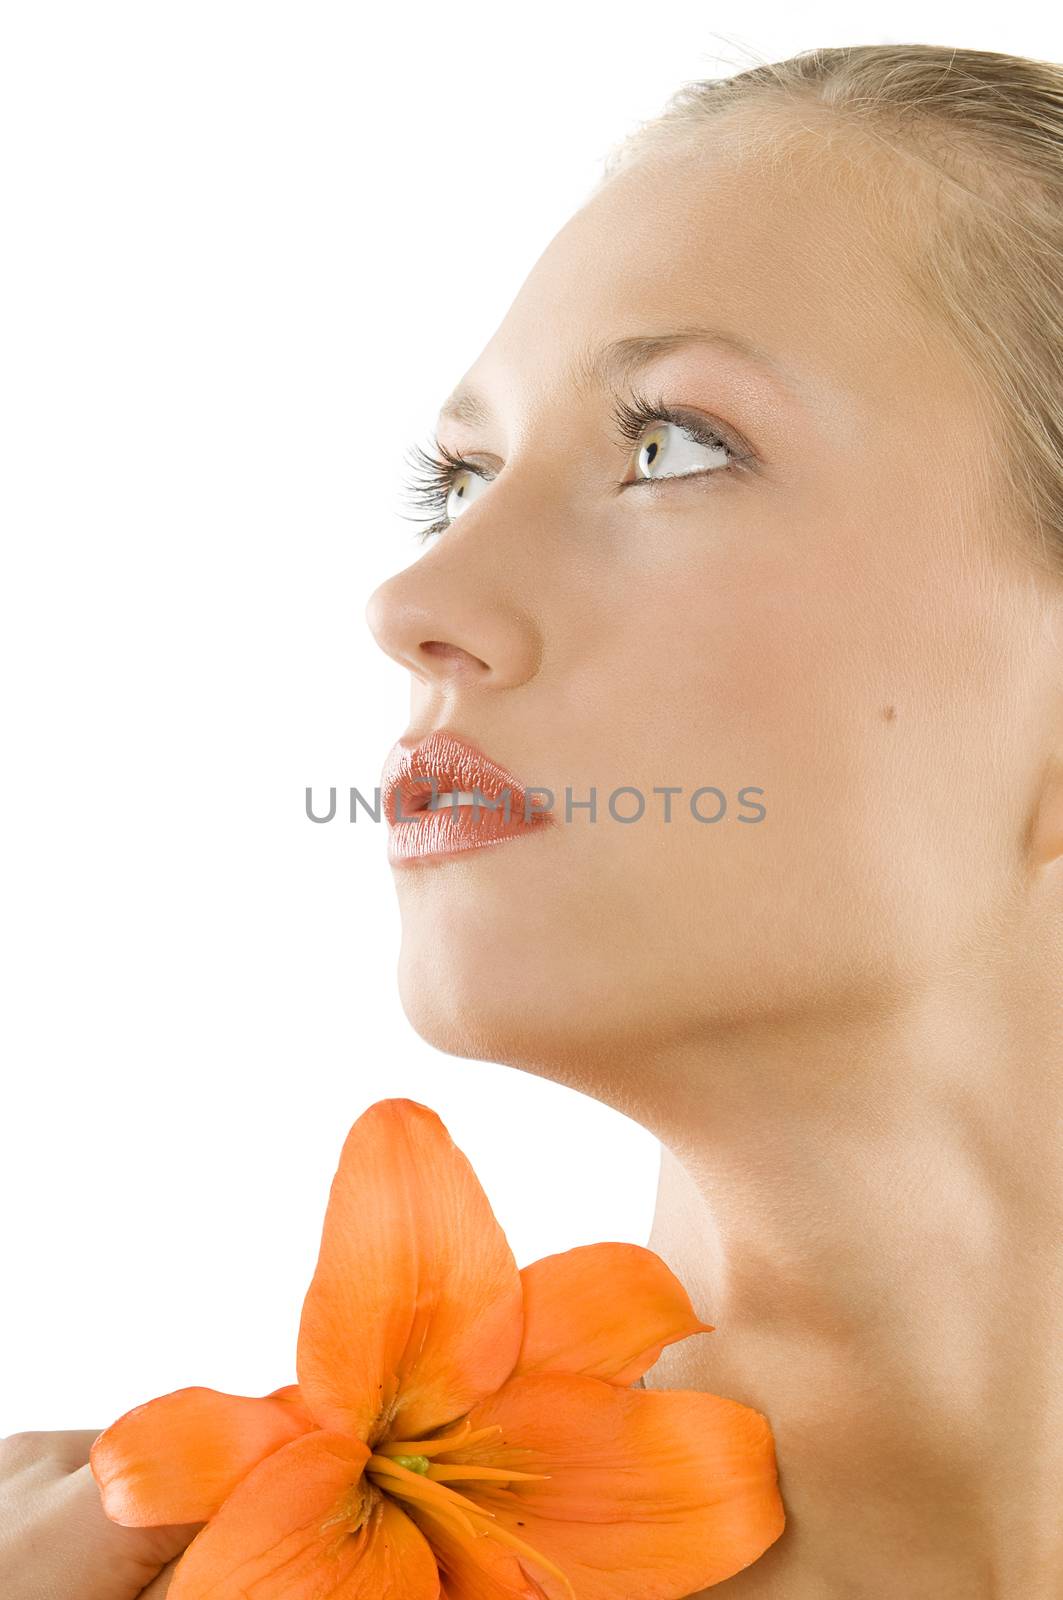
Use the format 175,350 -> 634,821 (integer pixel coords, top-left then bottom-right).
437,325 -> 801,428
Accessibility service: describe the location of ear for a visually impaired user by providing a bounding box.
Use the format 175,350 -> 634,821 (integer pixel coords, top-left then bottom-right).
1028,753 -> 1063,869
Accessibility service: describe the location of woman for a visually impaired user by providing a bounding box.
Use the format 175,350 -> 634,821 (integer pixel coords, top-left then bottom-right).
5,40 -> 1063,1599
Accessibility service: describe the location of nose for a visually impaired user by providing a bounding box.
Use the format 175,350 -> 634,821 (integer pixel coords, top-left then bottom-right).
365,546 -> 543,690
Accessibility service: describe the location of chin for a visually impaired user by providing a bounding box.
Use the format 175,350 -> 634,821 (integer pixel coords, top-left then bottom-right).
393,898 -> 685,1102
395,924 -> 580,1073
389,844 -> 568,1062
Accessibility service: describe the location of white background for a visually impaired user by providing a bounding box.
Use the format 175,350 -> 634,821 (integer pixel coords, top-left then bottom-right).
2,2 -> 1059,1434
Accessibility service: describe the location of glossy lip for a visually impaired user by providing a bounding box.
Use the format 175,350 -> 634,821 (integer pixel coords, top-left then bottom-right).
381,729 -> 556,867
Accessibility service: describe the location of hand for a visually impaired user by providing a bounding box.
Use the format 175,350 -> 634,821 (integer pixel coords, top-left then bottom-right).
0,1429 -> 201,1600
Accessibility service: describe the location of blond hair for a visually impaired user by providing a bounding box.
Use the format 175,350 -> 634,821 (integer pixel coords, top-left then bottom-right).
599,44 -> 1063,576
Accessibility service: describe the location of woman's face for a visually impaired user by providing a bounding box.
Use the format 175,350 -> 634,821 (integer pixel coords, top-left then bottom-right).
367,114 -> 1057,1087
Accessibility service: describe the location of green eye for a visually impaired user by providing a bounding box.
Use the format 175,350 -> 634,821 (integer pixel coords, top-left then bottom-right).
400,441 -> 493,543
612,391 -> 754,485
444,468 -> 489,522
401,392 -> 753,547
635,420 -> 733,480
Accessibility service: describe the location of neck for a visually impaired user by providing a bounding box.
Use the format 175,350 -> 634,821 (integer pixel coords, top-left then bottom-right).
637,962 -> 1063,1597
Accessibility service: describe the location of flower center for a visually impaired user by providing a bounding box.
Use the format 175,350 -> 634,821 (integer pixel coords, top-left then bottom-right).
360,1418 -> 577,1599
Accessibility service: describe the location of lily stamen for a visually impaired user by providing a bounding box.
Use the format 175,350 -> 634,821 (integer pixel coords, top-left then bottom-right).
426,1462 -> 551,1484
375,1420 -> 505,1458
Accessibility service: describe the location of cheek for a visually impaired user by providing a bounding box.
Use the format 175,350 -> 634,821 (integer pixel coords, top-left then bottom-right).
571,545 -> 941,936
612,478 -> 962,796
579,516 -> 1012,952
611,562 -> 861,796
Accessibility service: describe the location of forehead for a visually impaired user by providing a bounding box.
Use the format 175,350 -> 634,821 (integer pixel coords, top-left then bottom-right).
444,118 -> 978,439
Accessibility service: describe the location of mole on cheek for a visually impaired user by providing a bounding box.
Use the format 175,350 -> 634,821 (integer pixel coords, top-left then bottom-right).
883,705 -> 897,721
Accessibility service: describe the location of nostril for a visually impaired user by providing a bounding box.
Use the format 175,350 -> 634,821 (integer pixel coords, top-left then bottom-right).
419,640 -> 489,672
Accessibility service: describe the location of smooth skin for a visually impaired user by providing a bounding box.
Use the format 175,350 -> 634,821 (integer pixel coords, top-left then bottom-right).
366,107 -> 1063,1597
0,1430 -> 198,1597
10,108 -> 1063,1599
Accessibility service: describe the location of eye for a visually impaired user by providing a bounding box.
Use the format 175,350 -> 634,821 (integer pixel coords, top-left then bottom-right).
612,390 -> 755,485
635,420 -> 729,478
398,390 -> 756,543
398,440 -> 494,543
443,465 -> 490,521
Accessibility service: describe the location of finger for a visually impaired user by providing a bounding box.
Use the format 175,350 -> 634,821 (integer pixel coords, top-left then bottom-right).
0,1428 -> 103,1475
54,1428 -> 107,1470
56,1465 -> 202,1600
139,1556 -> 181,1597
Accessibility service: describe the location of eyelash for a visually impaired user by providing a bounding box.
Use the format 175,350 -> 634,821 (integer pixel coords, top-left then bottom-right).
398,389 -> 756,544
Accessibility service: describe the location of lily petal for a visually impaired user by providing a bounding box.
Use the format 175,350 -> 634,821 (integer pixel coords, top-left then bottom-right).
514,1243 -> 715,1385
167,1429 -> 440,1599
442,1371 -> 785,1600
267,1382 -> 316,1419
90,1385 -> 316,1526
297,1099 -> 524,1443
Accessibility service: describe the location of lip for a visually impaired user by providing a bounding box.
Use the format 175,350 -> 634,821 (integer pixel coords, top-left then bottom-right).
380,729 -> 556,866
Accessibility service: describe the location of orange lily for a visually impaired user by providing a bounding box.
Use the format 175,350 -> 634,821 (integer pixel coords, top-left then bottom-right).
92,1098 -> 784,1597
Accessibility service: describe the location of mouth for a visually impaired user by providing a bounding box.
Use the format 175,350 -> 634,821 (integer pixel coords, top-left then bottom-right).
380,729 -> 555,866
